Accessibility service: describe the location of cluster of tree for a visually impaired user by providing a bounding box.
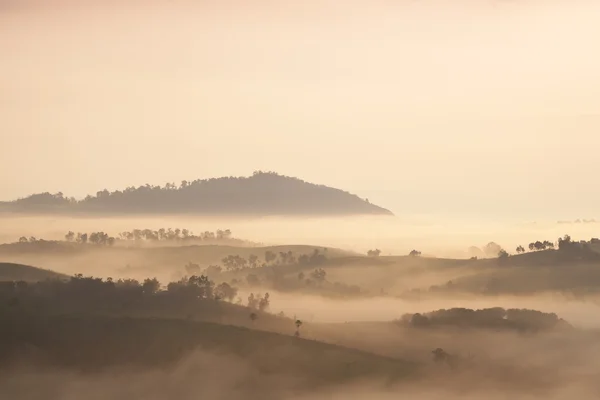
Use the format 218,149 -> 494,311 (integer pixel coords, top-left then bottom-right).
13,228 -> 243,247
515,240 -> 555,253
3,172 -> 393,216
247,292 -> 270,311
399,307 -> 571,332
508,235 -> 599,259
367,249 -> 381,257
18,231 -> 117,246
466,235 -> 600,261
117,228 -> 232,242
0,273 -> 257,318
219,249 -> 328,272
241,267 -> 361,298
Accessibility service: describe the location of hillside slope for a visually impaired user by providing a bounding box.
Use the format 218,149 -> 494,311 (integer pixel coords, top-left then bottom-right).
0,262 -> 66,282
0,315 -> 417,392
0,172 -> 393,216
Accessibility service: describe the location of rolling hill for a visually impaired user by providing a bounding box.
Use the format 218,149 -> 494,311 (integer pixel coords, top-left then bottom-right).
0,315 -> 417,392
0,262 -> 66,282
0,172 -> 393,217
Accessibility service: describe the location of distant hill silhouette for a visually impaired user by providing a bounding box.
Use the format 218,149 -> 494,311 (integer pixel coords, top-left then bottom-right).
0,172 -> 393,216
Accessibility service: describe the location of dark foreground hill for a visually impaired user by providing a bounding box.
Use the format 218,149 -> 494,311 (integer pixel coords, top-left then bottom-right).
0,315 -> 416,396
0,263 -> 66,282
0,172 -> 393,216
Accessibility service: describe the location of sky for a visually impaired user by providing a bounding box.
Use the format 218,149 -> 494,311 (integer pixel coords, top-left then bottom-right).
1,0 -> 600,220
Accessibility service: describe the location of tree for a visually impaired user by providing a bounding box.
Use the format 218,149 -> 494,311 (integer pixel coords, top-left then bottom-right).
18,236 -> 28,243
76,233 -> 88,244
142,278 -> 160,295
516,245 -> 525,254
498,249 -> 509,260
187,275 -> 214,299
65,231 -> 75,242
214,282 -> 238,302
247,293 -> 259,309
310,268 -> 327,284
367,249 -> 381,257
484,242 -> 502,257
258,292 -> 270,311
409,250 -> 422,257
248,254 -> 259,268
250,312 -> 258,325
558,234 -> 573,251
295,319 -> 303,337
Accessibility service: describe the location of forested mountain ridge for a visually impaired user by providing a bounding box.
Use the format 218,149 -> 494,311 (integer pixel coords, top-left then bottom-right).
0,172 -> 393,216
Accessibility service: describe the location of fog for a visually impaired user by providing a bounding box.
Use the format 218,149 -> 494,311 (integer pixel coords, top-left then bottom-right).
254,289 -> 600,328
3,0 -> 600,397
1,214 -> 598,257
4,338 -> 600,400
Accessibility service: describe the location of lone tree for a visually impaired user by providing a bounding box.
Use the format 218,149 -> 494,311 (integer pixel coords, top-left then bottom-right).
295,319 -> 303,337
409,250 -> 422,257
516,245 -> 525,254
250,312 -> 258,325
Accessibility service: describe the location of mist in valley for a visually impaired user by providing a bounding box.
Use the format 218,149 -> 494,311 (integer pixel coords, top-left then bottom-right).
3,0 -> 600,398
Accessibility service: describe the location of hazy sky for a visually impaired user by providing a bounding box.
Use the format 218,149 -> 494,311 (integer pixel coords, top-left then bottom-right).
1,0 -> 599,219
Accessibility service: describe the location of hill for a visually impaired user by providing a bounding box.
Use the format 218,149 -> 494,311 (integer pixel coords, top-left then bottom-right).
0,171 -> 393,216
0,242 -> 355,282
0,315 -> 417,393
0,262 -> 66,282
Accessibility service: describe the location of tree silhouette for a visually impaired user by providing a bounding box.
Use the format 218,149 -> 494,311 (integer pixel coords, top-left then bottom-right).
367,249 -> 381,257
409,250 -> 422,257
516,245 -> 525,254
295,319 -> 303,337
484,242 -> 502,257
310,268 -> 327,284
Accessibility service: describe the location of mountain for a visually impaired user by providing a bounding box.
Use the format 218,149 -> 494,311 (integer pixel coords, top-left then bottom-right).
0,172 -> 393,216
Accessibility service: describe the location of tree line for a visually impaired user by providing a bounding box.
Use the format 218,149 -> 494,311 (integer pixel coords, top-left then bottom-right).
218,249 -> 327,272
15,228 -> 245,246
0,273 -> 272,317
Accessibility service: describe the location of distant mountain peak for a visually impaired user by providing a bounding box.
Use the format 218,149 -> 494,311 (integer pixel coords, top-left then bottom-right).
2,172 -> 394,217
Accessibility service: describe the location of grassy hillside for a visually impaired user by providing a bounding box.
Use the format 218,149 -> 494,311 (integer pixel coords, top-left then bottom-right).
0,315 -> 417,389
0,262 -> 66,282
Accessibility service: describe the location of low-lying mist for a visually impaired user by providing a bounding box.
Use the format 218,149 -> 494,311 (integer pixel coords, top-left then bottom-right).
243,289 -> 600,329
1,214 -> 598,257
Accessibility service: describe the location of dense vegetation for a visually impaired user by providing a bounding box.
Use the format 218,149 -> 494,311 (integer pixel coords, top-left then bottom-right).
0,172 -> 392,216
399,308 -> 571,332
0,273 -> 271,321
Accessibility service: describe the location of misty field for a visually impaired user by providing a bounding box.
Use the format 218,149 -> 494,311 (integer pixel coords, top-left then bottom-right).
2,213 -> 600,399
